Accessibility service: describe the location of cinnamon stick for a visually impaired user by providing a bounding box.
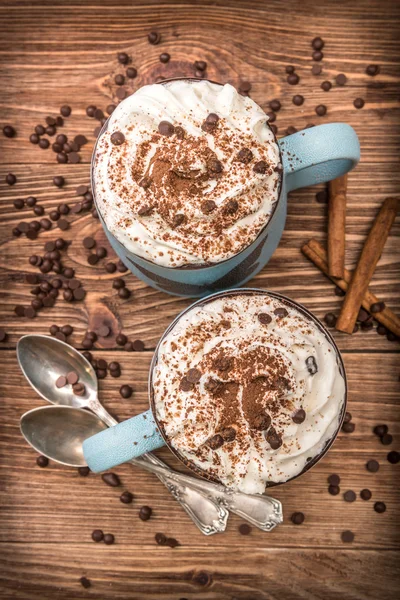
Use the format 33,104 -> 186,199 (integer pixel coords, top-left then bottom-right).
302,238 -> 400,338
335,197 -> 399,333
328,175 -> 348,278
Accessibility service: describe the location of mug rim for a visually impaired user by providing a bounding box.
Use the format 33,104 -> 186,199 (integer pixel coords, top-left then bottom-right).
90,77 -> 284,271
148,287 -> 348,489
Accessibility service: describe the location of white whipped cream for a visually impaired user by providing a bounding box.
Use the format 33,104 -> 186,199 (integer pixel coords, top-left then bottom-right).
153,292 -> 346,494
93,80 -> 281,267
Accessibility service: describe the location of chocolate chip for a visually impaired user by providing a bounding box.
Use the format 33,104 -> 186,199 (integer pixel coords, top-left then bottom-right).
321,81 -> 332,92
269,124 -> 278,135
342,422 -> 355,433
312,37 -> 324,50
204,379 -> 223,394
207,434 -> 224,450
92,529 -> 104,542
238,81 -> 251,95
267,111 -> 276,123
238,523 -> 252,535
305,356 -> 318,376
360,489 -> 372,501
79,577 -> 91,589
110,131 -> 125,145
96,247 -> 107,259
328,474 -> 340,486
274,307 -> 288,319
341,530 -> 354,543
343,490 -> 356,503
186,368 -> 202,384
253,160 -> 268,174
66,371 -> 79,385
315,104 -> 327,116
329,485 -> 340,496
119,384 -> 132,399
220,427 -> 236,442
286,65 -> 295,74
374,501 -> 386,513
0,328 -> 8,342
287,73 -> 300,85
73,382 -> 86,396
13,199 -> 24,210
354,98 -> 365,109
36,455 -> 49,468
179,377 -> 194,392
56,375 -> 67,388
381,433 -> 393,446
373,424 -> 388,437
88,254 -> 99,266
366,459 -> 380,473
236,148 -> 253,164
115,74 -> 125,86
292,94 -> 304,106
366,64 -> 380,76
201,200 -> 216,214
97,325 -> 110,338
148,31 -> 161,44
253,413 -> 271,431
102,472 -> 121,487
172,213 -> 185,228
269,99 -> 281,112
139,505 -> 152,520
223,199 -> 238,215
103,533 -> 115,545
292,409 -> 306,424
60,105 -> 71,117
265,427 -> 282,450
6,173 -> 17,185
312,51 -> 323,61
159,52 -> 170,63
387,451 -> 399,464
258,312 -> 272,325
311,64 -> 322,76
207,158 -> 223,173
158,121 -> 175,136
116,87 -> 127,100
38,138 -> 50,150
370,301 -> 385,313
286,126 -> 297,136
73,288 -> 86,300
291,512 -> 305,525
324,313 -> 337,327
125,67 -> 137,80
316,189 -> 328,203
3,125 -> 16,138
118,287 -> 130,299
155,532 -> 167,545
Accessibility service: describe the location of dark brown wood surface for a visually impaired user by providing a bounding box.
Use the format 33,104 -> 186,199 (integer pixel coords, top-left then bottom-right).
0,1 -> 399,598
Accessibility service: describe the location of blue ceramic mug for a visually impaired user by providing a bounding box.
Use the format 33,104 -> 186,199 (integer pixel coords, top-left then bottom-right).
92,81 -> 360,298
83,289 -> 347,479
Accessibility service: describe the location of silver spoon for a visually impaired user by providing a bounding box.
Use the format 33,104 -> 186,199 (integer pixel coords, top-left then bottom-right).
20,405 -> 107,467
17,334 -> 282,532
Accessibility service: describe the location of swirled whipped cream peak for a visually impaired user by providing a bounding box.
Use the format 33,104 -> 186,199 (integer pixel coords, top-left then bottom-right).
93,80 -> 281,267
153,292 -> 346,494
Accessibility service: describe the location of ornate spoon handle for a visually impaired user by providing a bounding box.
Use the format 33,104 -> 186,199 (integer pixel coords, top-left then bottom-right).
88,400 -> 228,535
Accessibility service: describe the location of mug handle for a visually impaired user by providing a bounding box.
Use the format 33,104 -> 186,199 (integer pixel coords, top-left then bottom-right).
82,409 -> 165,472
279,123 -> 360,192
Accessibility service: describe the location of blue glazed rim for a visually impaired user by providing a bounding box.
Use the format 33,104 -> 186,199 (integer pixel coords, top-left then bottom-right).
90,77 -> 284,271
148,288 -> 348,488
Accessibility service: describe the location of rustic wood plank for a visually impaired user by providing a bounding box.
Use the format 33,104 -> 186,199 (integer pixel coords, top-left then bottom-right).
0,545 -> 399,600
0,1 -> 399,598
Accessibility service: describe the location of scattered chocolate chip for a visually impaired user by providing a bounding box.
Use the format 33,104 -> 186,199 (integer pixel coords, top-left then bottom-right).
286,65 -> 295,74
223,199 -> 238,215
207,158 -> 223,173
119,384 -> 132,399
56,375 -> 67,388
220,427 -> 236,442
80,577 -> 91,589
269,99 -> 281,112
381,433 -> 393,446
6,173 -> 17,185
88,254 -> 99,266
287,73 -> 300,85
103,533 -> 115,545
114,74 -> 125,86
258,312 -> 272,325
102,472 -> 121,487
311,64 -> 322,76
66,371 -> 79,385
267,111 -> 276,123
236,148 -> 253,164
354,98 -> 365,109
96,247 -> 107,259
207,434 -> 224,450
292,409 -> 306,424
73,382 -> 86,396
253,160 -> 268,174
374,425 -> 387,437
238,81 -> 251,95
78,466 -> 90,477
291,512 -> 305,525
179,377 -> 193,392
60,105 -> 71,117
328,474 -> 340,486
13,199 -> 24,210
92,529 -> 104,542
116,87 -> 127,100
97,325 -> 110,337
324,313 -> 337,327
321,81 -> 332,92
238,523 -> 252,535
366,459 -> 380,473
336,74 -> 347,86
341,530 -> 354,543
312,50 -> 323,61
315,104 -> 327,116
118,287 -> 130,299
253,413 -> 271,431
374,501 -> 386,513
312,37 -> 324,50
286,126 -> 297,135
366,64 -> 380,76
148,31 -> 161,44
316,189 -> 328,203
139,505 -> 152,521
194,60 -> 207,71
110,131 -> 125,145
83,237 -> 96,249
201,199 -> 216,214
343,490 -> 356,503
158,121 -> 175,137
3,125 -> 16,138
36,455 -> 49,468
186,368 -> 202,384
265,427 -> 282,450
292,94 -> 304,106
0,328 -> 8,342
155,532 -> 167,545
329,485 -> 340,496
159,52 -> 170,63
172,213 -> 185,228
387,451 -> 399,464
370,301 -> 385,313
342,422 -> 355,433
360,489 -> 372,501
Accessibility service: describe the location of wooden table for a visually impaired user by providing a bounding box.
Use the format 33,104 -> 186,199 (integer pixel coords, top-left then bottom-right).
0,1 -> 399,598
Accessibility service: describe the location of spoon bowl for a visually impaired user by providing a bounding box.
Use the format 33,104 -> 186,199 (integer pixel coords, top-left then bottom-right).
20,405 -> 108,467
17,334 -> 97,408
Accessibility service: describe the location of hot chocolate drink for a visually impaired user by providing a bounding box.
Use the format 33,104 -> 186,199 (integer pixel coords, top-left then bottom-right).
93,79 -> 281,269
152,290 -> 346,494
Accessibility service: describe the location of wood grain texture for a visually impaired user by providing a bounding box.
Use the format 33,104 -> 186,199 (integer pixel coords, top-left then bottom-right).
0,0 -> 399,598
